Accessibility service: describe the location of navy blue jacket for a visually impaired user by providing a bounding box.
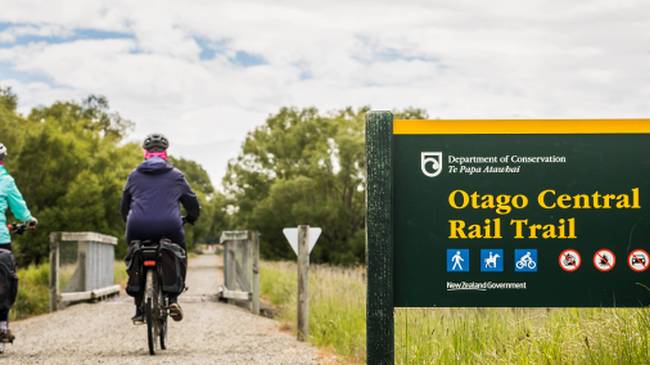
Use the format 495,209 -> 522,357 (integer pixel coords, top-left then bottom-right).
120,158 -> 200,245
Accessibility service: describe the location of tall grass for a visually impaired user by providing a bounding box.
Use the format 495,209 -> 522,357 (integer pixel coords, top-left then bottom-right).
261,261 -> 650,364
11,263 -> 50,320
395,308 -> 650,364
114,261 -> 128,288
8,261 -> 129,321
261,261 -> 367,363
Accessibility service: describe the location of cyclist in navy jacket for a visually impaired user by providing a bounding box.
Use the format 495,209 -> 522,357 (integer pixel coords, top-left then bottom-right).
121,133 -> 200,323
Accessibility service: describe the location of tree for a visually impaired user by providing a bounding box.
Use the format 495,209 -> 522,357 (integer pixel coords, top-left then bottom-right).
170,157 -> 228,249
10,98 -> 142,263
0,90 -> 218,264
0,87 -> 17,111
224,107 -> 427,265
0,87 -> 27,162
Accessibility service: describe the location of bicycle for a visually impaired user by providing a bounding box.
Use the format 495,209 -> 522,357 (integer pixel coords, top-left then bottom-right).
138,240 -> 169,355
516,256 -> 537,270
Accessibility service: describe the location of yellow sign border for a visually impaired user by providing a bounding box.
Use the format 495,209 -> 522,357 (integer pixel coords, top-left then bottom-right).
393,119 -> 650,135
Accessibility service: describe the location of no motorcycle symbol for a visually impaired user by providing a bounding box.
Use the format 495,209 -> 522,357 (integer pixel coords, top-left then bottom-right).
593,249 -> 616,272
628,249 -> 650,272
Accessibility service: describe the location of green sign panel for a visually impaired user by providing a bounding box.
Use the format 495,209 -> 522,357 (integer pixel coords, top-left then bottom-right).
394,120 -> 650,307
366,113 -> 650,364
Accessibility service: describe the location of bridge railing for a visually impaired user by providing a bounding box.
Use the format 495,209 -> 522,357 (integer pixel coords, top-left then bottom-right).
49,232 -> 121,311
217,230 -> 260,315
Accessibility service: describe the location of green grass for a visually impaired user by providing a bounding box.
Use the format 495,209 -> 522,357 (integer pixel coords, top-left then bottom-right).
395,308 -> 650,364
261,261 -> 366,363
9,261 -> 129,321
114,261 -> 128,288
11,263 -> 50,320
261,261 -> 650,364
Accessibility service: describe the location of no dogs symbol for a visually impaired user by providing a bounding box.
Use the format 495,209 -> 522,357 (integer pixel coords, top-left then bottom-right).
593,249 -> 616,272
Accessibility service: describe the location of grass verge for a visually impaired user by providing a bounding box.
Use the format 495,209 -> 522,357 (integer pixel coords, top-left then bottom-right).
261,261 -> 366,363
10,261 -> 128,321
261,260 -> 650,364
11,263 -> 49,320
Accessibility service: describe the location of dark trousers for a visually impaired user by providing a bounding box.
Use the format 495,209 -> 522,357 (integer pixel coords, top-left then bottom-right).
125,219 -> 186,251
0,243 -> 12,322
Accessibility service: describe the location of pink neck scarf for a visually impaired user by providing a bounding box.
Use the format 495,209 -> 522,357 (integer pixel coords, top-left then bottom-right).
144,150 -> 168,160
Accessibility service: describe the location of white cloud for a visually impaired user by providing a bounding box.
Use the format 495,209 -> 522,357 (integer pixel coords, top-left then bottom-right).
0,0 -> 649,183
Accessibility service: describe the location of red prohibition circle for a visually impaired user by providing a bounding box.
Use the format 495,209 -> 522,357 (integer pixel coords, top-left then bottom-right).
558,249 -> 581,272
627,249 -> 650,273
593,248 -> 616,272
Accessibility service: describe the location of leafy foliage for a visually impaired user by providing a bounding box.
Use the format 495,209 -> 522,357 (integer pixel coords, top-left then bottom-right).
224,106 -> 427,265
170,156 -> 228,244
2,84 -> 424,267
0,90 -> 226,264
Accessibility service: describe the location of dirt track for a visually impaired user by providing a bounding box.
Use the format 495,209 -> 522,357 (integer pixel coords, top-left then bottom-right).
6,255 -> 322,364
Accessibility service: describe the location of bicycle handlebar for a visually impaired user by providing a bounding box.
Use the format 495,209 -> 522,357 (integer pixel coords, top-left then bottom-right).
7,222 -> 36,236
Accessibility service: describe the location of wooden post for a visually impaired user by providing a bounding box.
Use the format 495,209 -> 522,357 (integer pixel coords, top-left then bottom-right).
297,225 -> 309,341
251,231 -> 261,315
49,233 -> 60,312
78,240 -> 88,292
366,111 -> 394,364
224,241 -> 235,305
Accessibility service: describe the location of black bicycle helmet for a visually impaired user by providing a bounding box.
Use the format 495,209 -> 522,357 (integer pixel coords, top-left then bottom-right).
0,143 -> 6,161
142,133 -> 169,152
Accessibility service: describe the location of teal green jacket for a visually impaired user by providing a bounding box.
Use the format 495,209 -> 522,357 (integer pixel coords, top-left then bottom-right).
0,165 -> 33,244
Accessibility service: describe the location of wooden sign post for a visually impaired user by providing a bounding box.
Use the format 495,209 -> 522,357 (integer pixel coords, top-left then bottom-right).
283,225 -> 322,342
297,225 -> 309,341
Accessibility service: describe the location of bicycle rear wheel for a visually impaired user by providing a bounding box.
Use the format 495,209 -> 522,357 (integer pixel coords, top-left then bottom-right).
159,314 -> 168,349
145,270 -> 157,355
145,297 -> 155,355
159,288 -> 168,350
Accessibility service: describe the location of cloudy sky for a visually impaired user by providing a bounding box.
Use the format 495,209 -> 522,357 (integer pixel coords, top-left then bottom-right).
1,1 -> 649,183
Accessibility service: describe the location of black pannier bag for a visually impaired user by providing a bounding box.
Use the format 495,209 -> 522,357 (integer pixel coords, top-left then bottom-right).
125,241 -> 145,297
0,249 -> 18,311
159,239 -> 187,296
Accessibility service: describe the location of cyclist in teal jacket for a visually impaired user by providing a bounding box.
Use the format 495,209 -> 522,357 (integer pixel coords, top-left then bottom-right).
0,143 -> 37,342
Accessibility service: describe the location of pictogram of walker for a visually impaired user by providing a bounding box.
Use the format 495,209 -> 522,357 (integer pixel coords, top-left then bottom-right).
451,251 -> 465,271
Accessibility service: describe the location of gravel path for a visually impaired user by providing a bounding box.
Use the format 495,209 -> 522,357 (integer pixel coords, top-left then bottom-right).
6,255 -> 323,364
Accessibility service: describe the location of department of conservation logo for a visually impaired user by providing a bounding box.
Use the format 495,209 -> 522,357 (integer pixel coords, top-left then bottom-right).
421,152 -> 443,177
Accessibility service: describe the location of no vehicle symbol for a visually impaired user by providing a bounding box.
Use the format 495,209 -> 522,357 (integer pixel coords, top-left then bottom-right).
627,249 -> 649,272
593,249 -> 616,272
558,249 -> 581,272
